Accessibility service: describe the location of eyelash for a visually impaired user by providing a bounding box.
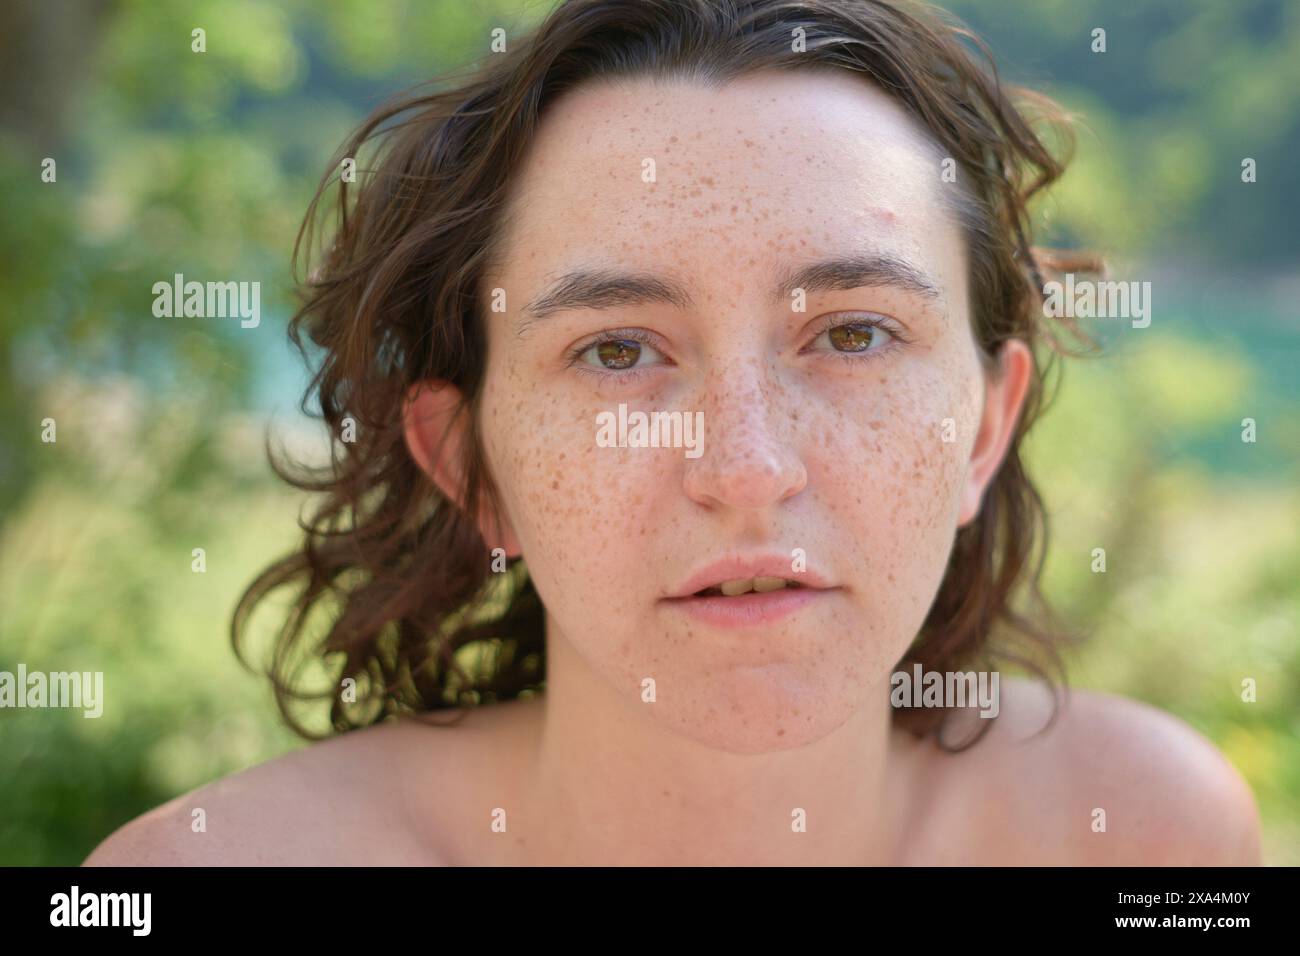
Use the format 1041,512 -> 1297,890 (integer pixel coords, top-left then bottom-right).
566,315 -> 911,381
803,314 -> 912,364
565,327 -> 667,385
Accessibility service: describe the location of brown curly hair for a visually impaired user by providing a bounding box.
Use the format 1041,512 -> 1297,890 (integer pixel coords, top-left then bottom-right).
232,0 -> 1100,747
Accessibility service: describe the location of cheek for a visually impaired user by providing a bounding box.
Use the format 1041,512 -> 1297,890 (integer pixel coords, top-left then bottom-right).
810,357 -> 980,625
480,358 -> 673,614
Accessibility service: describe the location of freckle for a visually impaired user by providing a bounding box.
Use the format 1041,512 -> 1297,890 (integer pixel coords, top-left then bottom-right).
776,728 -> 785,736
551,479 -> 558,489
869,420 -> 882,430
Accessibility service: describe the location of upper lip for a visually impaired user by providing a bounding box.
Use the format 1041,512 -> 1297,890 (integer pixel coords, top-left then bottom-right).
664,554 -> 835,599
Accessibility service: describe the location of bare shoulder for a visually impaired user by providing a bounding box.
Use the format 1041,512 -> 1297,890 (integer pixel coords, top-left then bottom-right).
82,718 -> 446,866
914,677 -> 1263,865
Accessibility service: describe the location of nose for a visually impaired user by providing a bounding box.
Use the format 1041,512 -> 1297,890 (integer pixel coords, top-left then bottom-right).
681,359 -> 808,511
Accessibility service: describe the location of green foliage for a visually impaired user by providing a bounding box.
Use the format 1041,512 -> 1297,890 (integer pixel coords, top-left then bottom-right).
947,0 -> 1300,265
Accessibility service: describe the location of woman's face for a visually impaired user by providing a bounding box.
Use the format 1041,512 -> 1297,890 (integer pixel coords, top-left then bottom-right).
473,68 -> 1007,753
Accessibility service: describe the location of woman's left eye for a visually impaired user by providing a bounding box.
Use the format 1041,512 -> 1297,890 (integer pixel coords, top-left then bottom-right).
809,320 -> 895,353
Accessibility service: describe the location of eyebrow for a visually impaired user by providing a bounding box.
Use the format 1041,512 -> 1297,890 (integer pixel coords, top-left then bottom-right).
515,252 -> 942,336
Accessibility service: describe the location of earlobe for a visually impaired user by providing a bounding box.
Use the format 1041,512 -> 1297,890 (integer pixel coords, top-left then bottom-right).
401,380 -> 523,557
957,340 -> 1034,527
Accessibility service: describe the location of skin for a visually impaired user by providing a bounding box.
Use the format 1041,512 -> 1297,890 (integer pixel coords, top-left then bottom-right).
84,69 -> 1263,866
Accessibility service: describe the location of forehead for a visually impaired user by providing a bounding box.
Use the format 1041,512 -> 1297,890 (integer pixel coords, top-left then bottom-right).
491,68 -> 964,306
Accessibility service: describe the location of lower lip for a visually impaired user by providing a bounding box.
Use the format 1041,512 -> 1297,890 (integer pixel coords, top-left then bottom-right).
660,587 -> 833,628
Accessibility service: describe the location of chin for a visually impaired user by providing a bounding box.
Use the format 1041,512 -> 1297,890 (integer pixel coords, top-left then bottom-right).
651,661 -> 870,754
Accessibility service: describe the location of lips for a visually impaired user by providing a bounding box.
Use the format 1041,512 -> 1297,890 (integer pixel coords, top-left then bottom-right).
658,554 -> 838,627
665,555 -> 834,600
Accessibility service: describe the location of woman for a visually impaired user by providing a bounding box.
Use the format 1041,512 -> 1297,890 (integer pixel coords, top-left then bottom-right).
86,0 -> 1261,866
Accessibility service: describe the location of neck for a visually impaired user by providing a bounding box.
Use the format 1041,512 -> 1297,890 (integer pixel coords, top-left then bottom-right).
521,612 -> 919,866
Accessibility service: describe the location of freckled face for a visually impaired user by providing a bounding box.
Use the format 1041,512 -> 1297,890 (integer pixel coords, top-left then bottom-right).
477,69 -> 987,752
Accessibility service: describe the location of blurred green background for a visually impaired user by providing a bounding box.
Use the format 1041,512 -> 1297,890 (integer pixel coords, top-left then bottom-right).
1,0 -> 1296,865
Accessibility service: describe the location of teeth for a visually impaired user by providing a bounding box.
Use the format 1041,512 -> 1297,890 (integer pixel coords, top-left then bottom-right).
716,576 -> 792,596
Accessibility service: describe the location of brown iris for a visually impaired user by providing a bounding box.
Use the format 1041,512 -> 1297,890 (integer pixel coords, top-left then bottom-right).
595,339 -> 641,369
828,324 -> 876,351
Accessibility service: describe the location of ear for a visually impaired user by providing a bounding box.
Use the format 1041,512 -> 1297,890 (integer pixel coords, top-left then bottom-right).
402,380 -> 522,557
957,339 -> 1034,527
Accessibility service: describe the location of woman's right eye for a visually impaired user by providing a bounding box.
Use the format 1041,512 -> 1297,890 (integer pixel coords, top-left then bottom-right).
577,337 -> 667,371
